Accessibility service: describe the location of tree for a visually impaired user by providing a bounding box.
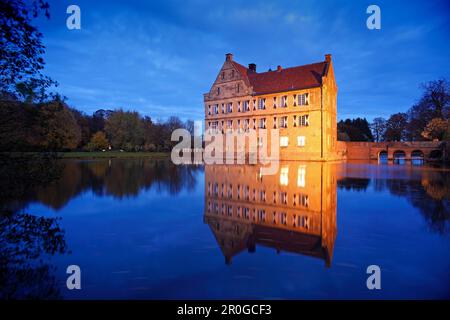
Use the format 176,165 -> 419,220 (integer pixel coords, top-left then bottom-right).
370,117 -> 387,142
407,79 -> 450,140
337,118 -> 373,141
38,99 -> 81,150
104,110 -> 144,151
0,0 -> 56,102
384,113 -> 408,141
421,118 -> 448,141
86,131 -> 109,151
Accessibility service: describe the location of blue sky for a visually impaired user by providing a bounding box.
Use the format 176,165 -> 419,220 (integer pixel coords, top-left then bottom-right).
35,0 -> 450,122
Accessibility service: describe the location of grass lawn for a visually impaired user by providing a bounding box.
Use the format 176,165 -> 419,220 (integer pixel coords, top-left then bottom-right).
58,151 -> 170,159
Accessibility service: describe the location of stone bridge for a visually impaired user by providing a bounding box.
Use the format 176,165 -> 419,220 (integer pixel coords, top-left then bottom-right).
340,141 -> 443,161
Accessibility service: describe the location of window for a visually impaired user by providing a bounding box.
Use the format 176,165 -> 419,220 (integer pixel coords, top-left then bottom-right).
258,118 -> 266,129
280,136 -> 289,147
280,213 -> 287,225
273,97 -> 277,108
259,190 -> 266,202
297,136 -> 305,147
221,72 -> 225,80
281,95 -> 288,107
258,98 -> 266,110
226,120 -> 233,131
298,93 -> 309,106
237,101 -> 241,112
227,102 -> 233,113
273,117 -> 277,129
244,119 -> 250,131
298,165 -> 306,187
280,192 -> 288,205
279,116 -> 288,128
298,115 -> 309,127
217,87 -> 221,95
243,100 -> 250,112
280,167 -> 289,185
253,99 -> 256,110
221,103 -> 225,114
208,105 -> 211,115
214,104 -> 219,114
258,210 -> 266,222
293,94 -> 297,106
236,83 -> 239,92
252,119 -> 256,129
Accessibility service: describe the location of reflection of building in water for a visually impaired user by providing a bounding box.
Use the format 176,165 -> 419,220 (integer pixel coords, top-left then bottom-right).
204,162 -> 337,267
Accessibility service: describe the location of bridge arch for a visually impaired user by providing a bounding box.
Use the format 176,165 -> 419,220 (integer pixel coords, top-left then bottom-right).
411,150 -> 424,165
393,150 -> 406,164
378,150 -> 388,164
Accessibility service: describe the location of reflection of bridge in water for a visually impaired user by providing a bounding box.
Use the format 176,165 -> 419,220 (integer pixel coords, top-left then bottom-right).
203,162 -> 337,267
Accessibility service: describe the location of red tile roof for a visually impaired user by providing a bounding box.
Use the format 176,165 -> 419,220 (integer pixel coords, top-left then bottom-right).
231,60 -> 328,95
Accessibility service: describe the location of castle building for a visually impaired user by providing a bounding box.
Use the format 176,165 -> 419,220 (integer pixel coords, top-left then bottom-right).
203,53 -> 338,161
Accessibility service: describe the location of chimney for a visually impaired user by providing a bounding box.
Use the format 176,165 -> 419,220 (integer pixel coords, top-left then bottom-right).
277,65 -> 282,72
248,63 -> 256,72
325,54 -> 332,62
225,53 -> 233,61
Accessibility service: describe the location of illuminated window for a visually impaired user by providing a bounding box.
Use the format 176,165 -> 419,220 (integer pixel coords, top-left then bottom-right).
297,136 -> 306,147
280,136 -> 289,147
280,166 -> 289,185
298,165 -> 306,187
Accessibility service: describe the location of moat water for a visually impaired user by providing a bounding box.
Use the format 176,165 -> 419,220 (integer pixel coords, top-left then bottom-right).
1,158 -> 449,299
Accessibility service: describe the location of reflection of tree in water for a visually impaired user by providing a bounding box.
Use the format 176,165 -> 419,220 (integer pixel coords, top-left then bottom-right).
374,173 -> 450,235
337,170 -> 450,234
18,159 -> 202,210
0,213 -> 67,299
337,178 -> 370,192
0,155 -> 68,299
